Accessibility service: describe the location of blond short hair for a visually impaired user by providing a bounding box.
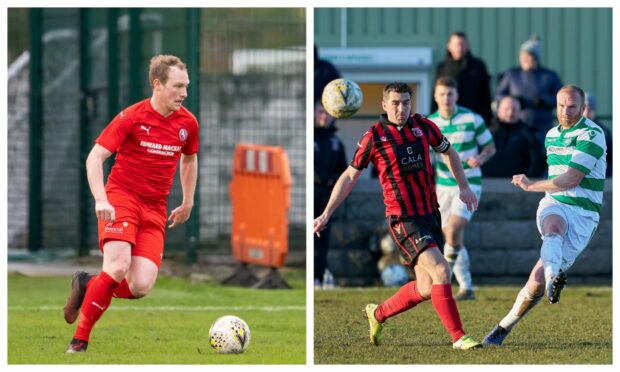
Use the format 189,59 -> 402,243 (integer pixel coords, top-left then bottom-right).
557,84 -> 585,106
149,55 -> 187,88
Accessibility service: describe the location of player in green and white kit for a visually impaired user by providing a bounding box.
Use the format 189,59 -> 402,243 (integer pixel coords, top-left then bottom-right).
483,85 -> 607,346
428,77 -> 496,300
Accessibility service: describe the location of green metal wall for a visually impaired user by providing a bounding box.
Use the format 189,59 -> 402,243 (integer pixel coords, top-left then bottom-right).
315,8 -> 613,122
8,8 -> 306,259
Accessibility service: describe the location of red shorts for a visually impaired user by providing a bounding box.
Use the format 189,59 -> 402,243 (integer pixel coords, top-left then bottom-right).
97,185 -> 167,268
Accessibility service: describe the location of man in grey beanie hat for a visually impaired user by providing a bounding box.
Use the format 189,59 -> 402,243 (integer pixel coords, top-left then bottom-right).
520,36 -> 541,62
496,35 -> 563,147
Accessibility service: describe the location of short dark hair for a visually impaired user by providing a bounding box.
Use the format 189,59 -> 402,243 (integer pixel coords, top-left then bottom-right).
449,31 -> 468,40
558,84 -> 585,105
383,82 -> 413,101
434,76 -> 458,90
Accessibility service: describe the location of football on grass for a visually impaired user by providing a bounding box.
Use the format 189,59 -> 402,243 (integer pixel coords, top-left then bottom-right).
321,78 -> 363,118
208,315 -> 251,354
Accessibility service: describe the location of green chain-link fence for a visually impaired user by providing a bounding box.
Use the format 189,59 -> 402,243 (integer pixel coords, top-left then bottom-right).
7,8 -> 306,262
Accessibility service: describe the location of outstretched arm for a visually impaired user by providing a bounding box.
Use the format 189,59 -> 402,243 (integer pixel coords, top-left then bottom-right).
168,153 -> 198,228
314,166 -> 362,236
512,168 -> 585,193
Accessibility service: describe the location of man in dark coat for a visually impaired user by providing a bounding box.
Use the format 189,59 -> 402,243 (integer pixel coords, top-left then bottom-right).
584,93 -> 612,178
496,36 -> 563,147
314,101 -> 348,287
432,32 -> 492,124
482,96 -> 545,178
314,45 -> 341,104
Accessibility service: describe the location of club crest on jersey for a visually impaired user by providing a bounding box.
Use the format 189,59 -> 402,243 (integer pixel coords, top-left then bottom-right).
179,128 -> 188,141
381,136 -> 387,142
412,128 -> 423,137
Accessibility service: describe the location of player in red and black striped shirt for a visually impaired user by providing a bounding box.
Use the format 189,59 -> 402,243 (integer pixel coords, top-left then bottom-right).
314,82 -> 482,350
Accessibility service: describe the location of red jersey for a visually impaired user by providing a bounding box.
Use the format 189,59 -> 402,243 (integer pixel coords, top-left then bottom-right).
96,99 -> 199,200
351,114 -> 450,217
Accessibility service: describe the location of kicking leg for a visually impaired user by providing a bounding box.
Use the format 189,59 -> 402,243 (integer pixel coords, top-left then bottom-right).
540,214 -> 568,303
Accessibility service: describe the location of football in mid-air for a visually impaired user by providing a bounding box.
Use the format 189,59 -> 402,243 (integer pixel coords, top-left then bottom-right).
321,78 -> 363,118
208,315 -> 251,354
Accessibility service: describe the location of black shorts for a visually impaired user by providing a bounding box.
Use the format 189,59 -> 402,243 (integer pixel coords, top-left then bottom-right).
387,211 -> 444,267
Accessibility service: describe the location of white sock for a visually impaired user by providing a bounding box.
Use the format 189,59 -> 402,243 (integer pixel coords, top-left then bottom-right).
540,234 -> 564,285
443,243 -> 460,271
454,246 -> 473,291
499,286 -> 544,331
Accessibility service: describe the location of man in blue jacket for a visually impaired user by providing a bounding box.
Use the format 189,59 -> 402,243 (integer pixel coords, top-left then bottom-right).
496,36 -> 563,147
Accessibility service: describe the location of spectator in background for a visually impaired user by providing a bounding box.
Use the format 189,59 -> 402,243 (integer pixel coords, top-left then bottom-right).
496,35 -> 563,147
314,45 -> 341,103
483,96 -> 546,178
314,101 -> 348,288
584,93 -> 612,177
432,32 -> 492,124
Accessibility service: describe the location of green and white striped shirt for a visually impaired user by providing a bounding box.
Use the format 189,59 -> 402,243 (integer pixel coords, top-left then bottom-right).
428,106 -> 493,187
545,116 -> 607,216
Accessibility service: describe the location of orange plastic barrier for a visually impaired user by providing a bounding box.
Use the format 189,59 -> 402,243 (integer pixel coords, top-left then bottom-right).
229,144 -> 291,268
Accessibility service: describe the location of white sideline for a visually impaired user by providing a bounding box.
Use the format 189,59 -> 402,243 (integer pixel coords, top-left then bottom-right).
8,305 -> 305,312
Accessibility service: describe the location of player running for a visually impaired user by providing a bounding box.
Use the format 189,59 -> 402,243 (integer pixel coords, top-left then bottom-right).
63,55 -> 199,353
314,82 -> 482,350
428,76 -> 495,300
483,85 -> 606,346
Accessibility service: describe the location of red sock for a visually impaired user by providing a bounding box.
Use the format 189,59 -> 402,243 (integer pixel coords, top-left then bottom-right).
112,279 -> 136,299
88,275 -> 135,299
431,284 -> 465,343
86,275 -> 96,290
375,280 -> 426,323
74,271 -> 119,342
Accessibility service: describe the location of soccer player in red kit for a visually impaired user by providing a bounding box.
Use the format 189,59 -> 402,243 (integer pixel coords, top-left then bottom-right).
314,82 -> 482,350
63,55 -> 199,353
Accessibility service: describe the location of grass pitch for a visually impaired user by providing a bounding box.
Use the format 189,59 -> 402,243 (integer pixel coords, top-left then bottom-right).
315,285 -> 611,364
8,270 -> 305,364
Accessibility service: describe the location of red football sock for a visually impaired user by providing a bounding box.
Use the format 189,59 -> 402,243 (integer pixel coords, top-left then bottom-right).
375,280 -> 426,323
431,284 -> 465,343
112,278 -> 136,299
86,275 -> 96,290
88,275 -> 135,299
74,271 -> 119,342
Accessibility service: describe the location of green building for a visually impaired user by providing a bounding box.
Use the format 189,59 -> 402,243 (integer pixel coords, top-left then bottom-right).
315,8 -> 612,159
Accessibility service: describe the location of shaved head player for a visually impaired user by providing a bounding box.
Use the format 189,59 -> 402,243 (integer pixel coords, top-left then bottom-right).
64,55 -> 199,353
483,85 -> 607,346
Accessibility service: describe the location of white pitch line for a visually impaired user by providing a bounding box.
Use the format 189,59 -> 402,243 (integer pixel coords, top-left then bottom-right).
8,305 -> 305,312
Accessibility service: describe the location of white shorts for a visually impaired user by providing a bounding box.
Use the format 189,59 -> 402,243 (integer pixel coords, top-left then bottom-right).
436,185 -> 482,227
536,196 -> 599,272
